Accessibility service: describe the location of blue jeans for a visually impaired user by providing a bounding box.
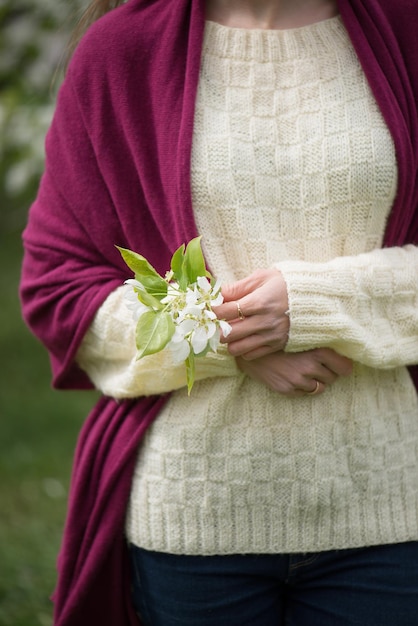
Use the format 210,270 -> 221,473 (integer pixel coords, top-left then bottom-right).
129,542 -> 418,625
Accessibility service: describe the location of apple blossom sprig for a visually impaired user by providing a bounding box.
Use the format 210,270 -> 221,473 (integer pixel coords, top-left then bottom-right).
116,237 -> 231,394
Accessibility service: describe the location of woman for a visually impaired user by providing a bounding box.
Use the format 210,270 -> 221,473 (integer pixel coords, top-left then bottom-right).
20,0 -> 418,624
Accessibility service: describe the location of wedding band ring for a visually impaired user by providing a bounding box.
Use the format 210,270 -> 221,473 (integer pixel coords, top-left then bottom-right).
307,380 -> 321,396
236,301 -> 245,320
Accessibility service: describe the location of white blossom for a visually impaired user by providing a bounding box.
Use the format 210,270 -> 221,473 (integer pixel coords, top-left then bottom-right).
168,327 -> 191,363
124,268 -> 232,383
124,279 -> 151,321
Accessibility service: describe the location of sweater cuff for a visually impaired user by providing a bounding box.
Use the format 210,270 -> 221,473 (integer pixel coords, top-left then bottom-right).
276,259 -> 351,354
274,245 -> 418,367
76,285 -> 239,398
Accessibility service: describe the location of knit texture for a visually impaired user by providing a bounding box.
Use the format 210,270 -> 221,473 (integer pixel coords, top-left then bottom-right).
76,285 -> 238,397
78,17 -> 418,554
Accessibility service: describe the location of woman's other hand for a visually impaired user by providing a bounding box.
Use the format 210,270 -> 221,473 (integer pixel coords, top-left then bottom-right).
237,348 -> 353,396
213,268 -> 289,359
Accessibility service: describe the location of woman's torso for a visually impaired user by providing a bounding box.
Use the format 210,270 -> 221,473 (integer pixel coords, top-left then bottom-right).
126,16 -> 418,556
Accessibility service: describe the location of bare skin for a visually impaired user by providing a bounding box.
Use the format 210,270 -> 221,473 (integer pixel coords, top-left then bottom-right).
205,0 -> 339,30
213,269 -> 353,396
237,349 -> 353,396
215,268 -> 290,361
208,0 -> 349,397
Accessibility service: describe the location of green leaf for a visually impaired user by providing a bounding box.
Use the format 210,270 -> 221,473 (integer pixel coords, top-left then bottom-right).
185,351 -> 196,396
134,289 -> 164,310
116,246 -> 168,299
170,243 -> 186,290
168,237 -> 212,291
135,310 -> 175,359
184,236 -> 207,284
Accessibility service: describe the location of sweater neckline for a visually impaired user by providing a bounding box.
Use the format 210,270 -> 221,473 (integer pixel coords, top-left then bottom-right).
204,15 -> 346,61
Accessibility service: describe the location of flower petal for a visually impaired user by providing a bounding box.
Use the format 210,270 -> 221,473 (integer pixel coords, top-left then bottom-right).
191,327 -> 209,354
210,293 -> 224,307
197,276 -> 211,292
169,338 -> 190,363
205,320 -> 217,339
219,320 -> 232,337
204,309 -> 217,321
209,329 -> 221,351
125,278 -> 145,290
177,318 -> 198,335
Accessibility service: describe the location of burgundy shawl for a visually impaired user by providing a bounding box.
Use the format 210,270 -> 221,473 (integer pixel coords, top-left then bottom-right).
19,0 -> 418,624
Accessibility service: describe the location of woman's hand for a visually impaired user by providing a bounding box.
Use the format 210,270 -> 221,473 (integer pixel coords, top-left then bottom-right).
213,268 -> 289,360
237,348 -> 353,397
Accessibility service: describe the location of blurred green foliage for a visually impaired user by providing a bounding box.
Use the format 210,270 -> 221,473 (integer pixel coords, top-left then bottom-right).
0,2 -> 99,624
0,0 -> 85,232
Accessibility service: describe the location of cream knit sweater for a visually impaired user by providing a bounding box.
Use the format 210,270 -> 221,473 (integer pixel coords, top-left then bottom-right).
76,17 -> 418,555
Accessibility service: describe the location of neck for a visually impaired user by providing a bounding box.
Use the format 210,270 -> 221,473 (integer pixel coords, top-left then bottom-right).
205,0 -> 339,29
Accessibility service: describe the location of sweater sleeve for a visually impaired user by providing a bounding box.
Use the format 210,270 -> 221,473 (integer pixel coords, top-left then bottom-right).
276,244 -> 418,368
75,285 -> 239,398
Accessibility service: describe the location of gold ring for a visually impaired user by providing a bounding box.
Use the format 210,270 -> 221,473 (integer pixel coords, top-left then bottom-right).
236,301 -> 245,320
307,380 -> 321,395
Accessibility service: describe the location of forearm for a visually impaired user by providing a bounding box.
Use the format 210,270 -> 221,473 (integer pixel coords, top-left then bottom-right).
75,285 -> 239,398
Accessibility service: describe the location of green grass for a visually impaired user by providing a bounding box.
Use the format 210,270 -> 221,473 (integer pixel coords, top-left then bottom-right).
0,228 -> 98,625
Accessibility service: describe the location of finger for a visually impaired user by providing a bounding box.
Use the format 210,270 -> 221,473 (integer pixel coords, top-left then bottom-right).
303,379 -> 326,396
212,301 -> 240,322
277,383 -> 326,398
221,272 -> 267,303
316,348 -> 353,376
220,281 -> 250,303
214,297 -> 254,322
225,332 -> 286,357
237,344 -> 281,360
220,316 -> 261,342
312,363 -> 339,385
